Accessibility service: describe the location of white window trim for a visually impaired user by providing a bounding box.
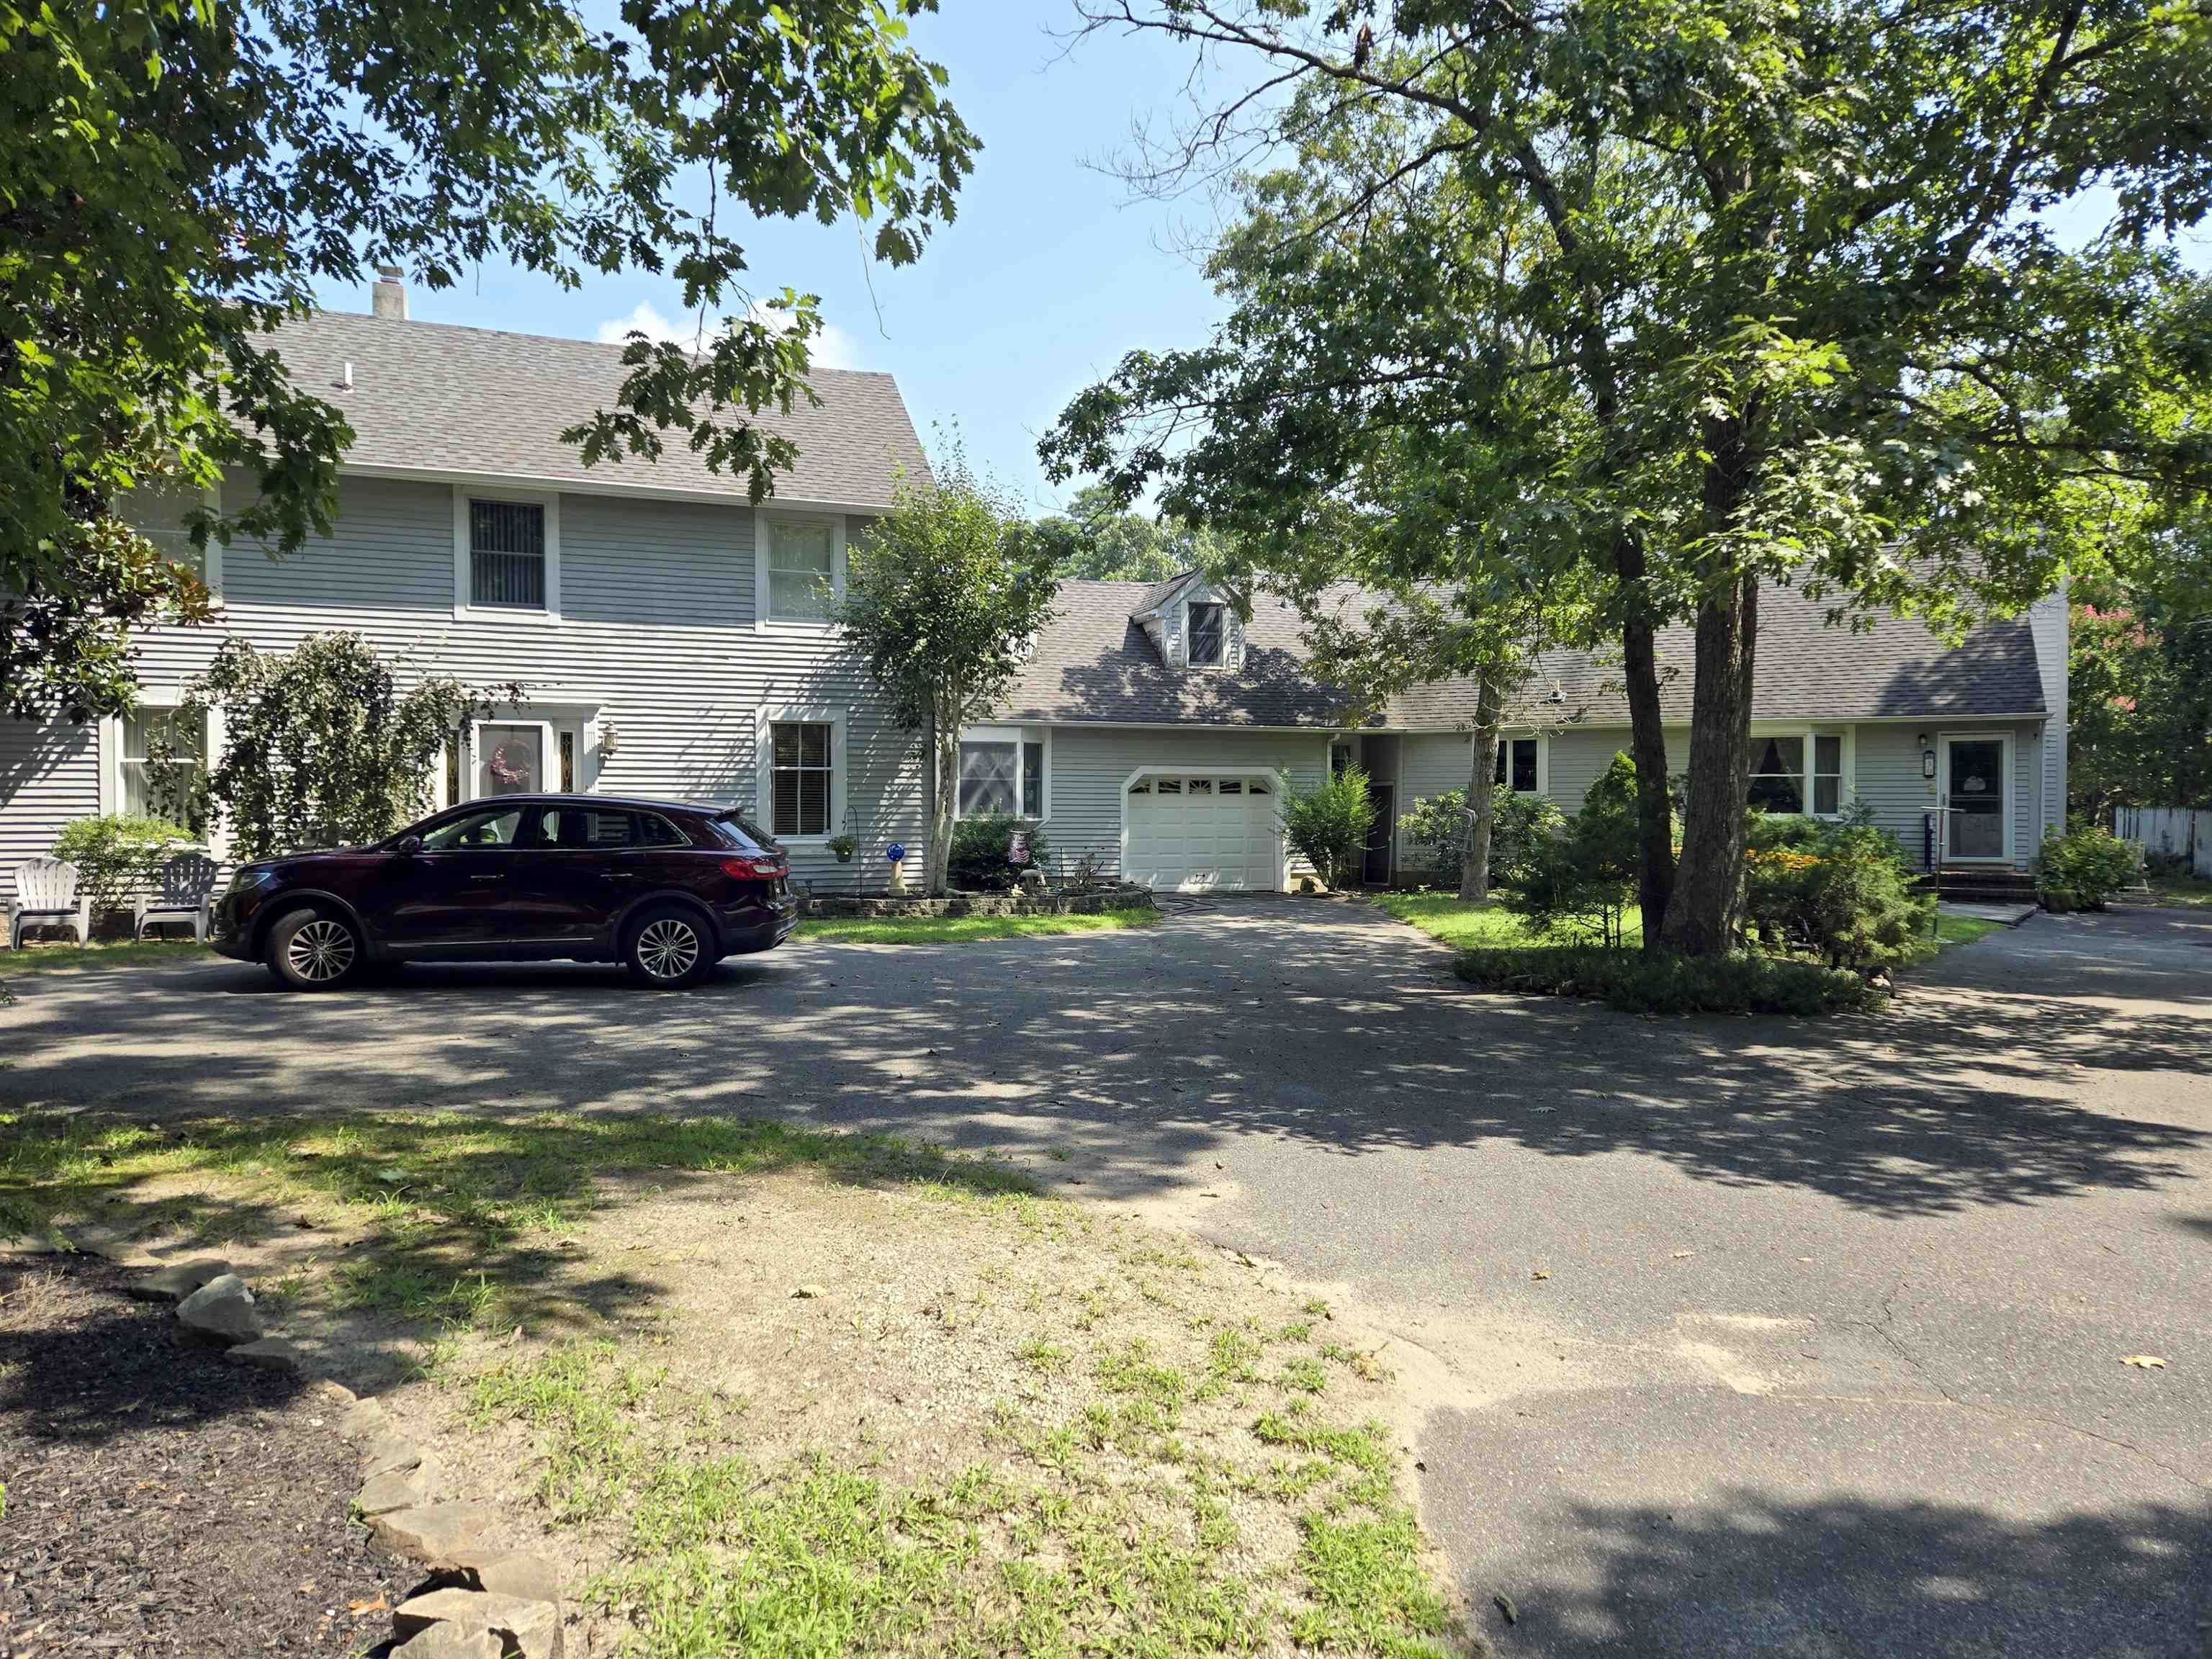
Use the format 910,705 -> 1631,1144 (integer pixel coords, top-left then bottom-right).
954,725 -> 1052,822
98,688 -> 227,856
755,511 -> 847,631
757,706 -> 848,845
1938,730 -> 2015,864
453,487 -> 562,623
1118,765 -> 1291,893
1747,724 -> 1855,819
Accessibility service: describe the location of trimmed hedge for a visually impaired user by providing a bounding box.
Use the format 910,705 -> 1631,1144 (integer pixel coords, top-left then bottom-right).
1452,945 -> 1879,1015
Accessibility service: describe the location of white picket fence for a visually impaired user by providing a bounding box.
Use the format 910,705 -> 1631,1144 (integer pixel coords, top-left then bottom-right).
2112,806 -> 2212,878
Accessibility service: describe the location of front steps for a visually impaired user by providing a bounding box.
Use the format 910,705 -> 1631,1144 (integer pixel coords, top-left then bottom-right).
1917,866 -> 2041,904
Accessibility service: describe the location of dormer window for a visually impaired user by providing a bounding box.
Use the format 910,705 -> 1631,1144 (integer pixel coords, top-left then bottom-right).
1188,602 -> 1225,666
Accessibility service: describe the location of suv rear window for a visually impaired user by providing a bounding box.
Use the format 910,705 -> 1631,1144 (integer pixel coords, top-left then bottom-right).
538,807 -> 692,849
709,811 -> 775,853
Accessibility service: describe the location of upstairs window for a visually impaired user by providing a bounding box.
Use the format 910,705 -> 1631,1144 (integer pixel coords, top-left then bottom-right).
470,500 -> 546,609
767,518 -> 838,621
1494,737 -> 1539,794
770,721 -> 835,836
1187,602 -> 1225,666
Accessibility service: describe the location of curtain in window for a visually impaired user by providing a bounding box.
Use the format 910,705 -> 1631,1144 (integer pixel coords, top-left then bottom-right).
959,741 -> 1017,816
1812,735 -> 1843,815
120,709 -> 205,818
769,521 -> 836,620
1748,735 -> 1807,814
772,721 -> 833,834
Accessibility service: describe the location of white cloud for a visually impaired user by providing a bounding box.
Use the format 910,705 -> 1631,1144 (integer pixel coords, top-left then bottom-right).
593,298 -> 865,372
595,300 -> 691,345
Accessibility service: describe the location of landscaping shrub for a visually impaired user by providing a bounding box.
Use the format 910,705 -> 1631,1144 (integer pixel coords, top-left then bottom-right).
50,815 -> 194,920
1398,788 -> 1563,889
1740,809 -> 1931,971
2036,822 -> 2137,911
1453,945 -> 1877,1015
1281,768 -> 1375,890
948,814 -> 1049,891
1503,753 -> 1640,946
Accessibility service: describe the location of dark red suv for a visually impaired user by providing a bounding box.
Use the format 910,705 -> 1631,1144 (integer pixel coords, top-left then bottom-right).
211,795 -> 796,990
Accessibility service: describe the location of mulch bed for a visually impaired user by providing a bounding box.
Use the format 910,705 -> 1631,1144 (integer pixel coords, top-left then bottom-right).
0,1254 -> 409,1657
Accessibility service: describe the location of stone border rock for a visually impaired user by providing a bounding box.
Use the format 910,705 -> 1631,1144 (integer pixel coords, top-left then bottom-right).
22,1223 -> 565,1659
804,881 -> 1153,920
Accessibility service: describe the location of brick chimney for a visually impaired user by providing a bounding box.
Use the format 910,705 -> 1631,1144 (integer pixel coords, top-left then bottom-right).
372,265 -> 407,320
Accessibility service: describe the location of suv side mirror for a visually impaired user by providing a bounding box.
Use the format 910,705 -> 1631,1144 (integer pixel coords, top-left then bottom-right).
394,833 -> 423,855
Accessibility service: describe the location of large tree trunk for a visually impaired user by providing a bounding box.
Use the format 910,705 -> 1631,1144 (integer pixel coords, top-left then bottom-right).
1459,670 -> 1504,901
1610,531 -> 1676,945
926,714 -> 958,897
1661,573 -> 1761,955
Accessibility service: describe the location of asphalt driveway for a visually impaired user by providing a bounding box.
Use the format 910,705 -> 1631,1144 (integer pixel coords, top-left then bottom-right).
4,899 -> 2208,1655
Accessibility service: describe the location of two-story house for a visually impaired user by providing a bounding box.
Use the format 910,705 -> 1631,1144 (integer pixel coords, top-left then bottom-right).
1,284 -> 2069,907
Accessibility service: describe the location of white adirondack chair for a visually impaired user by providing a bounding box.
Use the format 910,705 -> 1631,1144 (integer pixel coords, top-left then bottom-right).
8,858 -> 91,948
135,850 -> 220,942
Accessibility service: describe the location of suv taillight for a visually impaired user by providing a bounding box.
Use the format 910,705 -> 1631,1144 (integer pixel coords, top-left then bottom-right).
719,855 -> 783,880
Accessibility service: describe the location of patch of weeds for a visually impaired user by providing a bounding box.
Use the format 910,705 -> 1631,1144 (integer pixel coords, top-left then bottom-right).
1094,1338 -> 1190,1409
469,1341 -> 665,1524
1301,1297 -> 1334,1320
1273,1320 -> 1313,1344
1291,1505 -> 1455,1657
1206,1325 -> 1264,1386
338,1259 -> 496,1328
1321,1341 -> 1388,1382
1277,1357 -> 1328,1395
1015,1337 -> 1072,1376
1251,1401 -> 1393,1477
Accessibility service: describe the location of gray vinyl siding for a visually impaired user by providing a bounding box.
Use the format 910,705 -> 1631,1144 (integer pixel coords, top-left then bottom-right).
1038,725 -> 1333,886
0,719 -> 99,904
1,474 -> 925,902
1545,729 -> 1636,811
2030,587 -> 2068,840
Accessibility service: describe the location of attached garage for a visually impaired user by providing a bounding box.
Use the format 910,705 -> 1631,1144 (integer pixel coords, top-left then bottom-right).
1123,770 -> 1285,892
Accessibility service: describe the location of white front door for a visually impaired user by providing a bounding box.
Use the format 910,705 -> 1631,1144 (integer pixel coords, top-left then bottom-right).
1124,773 -> 1283,892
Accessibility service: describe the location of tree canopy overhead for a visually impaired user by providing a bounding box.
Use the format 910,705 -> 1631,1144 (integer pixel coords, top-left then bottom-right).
3,0 -> 977,717
1047,0 -> 2212,953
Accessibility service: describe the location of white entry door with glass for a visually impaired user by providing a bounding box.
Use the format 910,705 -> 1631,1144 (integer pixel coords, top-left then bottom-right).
1941,736 -> 2009,863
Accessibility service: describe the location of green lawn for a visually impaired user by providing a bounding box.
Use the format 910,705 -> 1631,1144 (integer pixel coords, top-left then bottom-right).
1369,890 -> 1645,949
796,906 -> 1160,944
0,937 -> 213,974
2148,872 -> 2212,909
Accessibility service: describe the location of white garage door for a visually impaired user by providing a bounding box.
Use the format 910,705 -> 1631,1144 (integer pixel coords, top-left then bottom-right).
1125,773 -> 1283,893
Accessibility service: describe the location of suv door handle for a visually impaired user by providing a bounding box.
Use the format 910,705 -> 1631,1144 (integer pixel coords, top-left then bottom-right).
467,873 -> 505,882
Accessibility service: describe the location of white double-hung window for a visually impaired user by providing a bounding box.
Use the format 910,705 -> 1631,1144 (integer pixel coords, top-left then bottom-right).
760,516 -> 844,624
120,706 -> 208,818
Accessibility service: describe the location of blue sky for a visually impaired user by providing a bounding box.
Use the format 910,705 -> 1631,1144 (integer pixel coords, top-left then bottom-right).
312,11 -> 2209,516
315,9 -> 1226,515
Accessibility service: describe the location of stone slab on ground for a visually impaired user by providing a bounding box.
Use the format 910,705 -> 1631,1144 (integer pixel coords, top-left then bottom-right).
126,1256 -> 230,1302
454,1552 -> 562,1604
174,1272 -> 263,1344
1937,899 -> 2038,925
369,1502 -> 502,1568
360,1426 -> 424,1479
392,1625 -> 505,1658
356,1455 -> 444,1519
392,1587 -> 562,1659
224,1335 -> 306,1373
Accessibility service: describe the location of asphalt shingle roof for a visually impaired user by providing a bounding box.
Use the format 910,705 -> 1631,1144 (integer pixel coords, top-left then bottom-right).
996,580 -> 2048,729
271,310 -> 928,511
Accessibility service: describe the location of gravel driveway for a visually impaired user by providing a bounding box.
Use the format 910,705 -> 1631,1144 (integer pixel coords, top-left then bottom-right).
4,899 -> 2208,1656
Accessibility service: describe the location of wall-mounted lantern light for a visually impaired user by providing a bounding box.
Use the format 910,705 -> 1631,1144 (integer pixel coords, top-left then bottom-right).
1919,734 -> 1938,779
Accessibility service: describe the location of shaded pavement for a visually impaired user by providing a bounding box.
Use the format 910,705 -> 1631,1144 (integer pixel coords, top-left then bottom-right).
4,899 -> 2208,1655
